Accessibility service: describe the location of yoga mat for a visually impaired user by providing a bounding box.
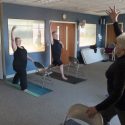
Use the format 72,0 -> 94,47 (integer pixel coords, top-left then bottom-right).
49,72 -> 86,84
6,80 -> 52,97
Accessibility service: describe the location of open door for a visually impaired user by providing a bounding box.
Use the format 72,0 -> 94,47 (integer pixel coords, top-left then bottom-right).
50,22 -> 76,64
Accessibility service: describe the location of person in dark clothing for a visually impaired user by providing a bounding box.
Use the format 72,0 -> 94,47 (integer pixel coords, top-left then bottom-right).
86,6 -> 125,125
11,26 -> 34,91
50,30 -> 67,80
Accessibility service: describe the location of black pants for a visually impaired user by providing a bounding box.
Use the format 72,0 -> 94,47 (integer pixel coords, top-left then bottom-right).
13,68 -> 27,90
100,106 -> 125,125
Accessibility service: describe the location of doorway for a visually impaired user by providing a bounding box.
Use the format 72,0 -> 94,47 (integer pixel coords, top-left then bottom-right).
50,22 -> 76,64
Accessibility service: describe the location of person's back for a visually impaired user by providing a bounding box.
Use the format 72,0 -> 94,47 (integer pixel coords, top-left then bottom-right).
105,54 -> 125,110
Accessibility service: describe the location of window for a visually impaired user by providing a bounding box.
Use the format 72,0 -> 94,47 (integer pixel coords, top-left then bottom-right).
8,19 -> 45,54
79,23 -> 96,47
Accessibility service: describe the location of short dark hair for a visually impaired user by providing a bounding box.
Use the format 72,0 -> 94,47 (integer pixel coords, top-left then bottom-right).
15,37 -> 20,42
52,31 -> 57,35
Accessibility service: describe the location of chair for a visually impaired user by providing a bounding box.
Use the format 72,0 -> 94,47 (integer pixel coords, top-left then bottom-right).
68,57 -> 80,74
111,47 -> 116,61
64,104 -> 103,125
35,63 -> 53,87
105,42 -> 116,61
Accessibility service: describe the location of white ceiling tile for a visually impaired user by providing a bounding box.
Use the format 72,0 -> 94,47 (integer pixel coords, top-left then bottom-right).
2,0 -> 125,15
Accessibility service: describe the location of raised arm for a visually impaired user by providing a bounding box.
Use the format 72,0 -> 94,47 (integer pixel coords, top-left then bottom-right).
113,22 -> 122,37
106,6 -> 122,36
11,26 -> 17,52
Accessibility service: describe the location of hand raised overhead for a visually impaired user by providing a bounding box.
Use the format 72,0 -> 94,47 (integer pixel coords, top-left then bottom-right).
106,6 -> 120,23
11,26 -> 17,31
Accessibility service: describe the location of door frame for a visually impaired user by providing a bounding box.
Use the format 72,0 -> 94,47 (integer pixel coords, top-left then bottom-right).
49,20 -> 77,64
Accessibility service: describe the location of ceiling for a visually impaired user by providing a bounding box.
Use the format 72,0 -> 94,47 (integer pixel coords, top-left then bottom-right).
1,0 -> 125,15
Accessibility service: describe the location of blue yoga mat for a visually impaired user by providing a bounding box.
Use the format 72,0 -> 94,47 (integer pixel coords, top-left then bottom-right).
27,82 -> 52,97
7,80 -> 52,97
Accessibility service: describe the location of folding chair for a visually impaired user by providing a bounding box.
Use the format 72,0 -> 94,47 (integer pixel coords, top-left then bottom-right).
111,47 -> 116,61
34,62 -> 53,87
68,57 -> 80,75
64,104 -> 103,125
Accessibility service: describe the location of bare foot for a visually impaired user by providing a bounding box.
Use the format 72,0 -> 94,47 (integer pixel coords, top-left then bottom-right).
62,76 -> 68,80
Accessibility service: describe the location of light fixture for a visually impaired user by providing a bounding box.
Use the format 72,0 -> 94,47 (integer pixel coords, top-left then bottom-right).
79,20 -> 86,28
62,13 -> 67,20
